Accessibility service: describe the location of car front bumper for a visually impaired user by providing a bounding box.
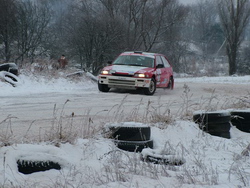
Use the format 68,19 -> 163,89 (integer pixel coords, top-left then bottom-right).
98,75 -> 151,89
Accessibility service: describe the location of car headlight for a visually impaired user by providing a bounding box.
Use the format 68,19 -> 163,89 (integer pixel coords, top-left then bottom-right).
101,70 -> 109,75
135,73 -> 146,78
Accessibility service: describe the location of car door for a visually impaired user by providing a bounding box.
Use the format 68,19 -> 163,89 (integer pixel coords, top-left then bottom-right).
160,56 -> 172,86
155,55 -> 169,87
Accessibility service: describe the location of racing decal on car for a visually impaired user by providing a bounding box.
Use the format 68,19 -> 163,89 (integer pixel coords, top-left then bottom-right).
156,69 -> 161,82
162,78 -> 168,84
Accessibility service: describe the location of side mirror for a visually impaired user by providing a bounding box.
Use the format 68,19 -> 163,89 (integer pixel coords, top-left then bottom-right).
107,61 -> 112,65
156,64 -> 164,68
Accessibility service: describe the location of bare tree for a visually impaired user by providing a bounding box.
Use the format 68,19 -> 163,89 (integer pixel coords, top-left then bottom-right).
0,0 -> 17,62
218,0 -> 250,75
62,0 -> 125,72
53,0 -> 188,73
189,0 -> 223,55
15,0 -> 51,63
156,1 -> 188,72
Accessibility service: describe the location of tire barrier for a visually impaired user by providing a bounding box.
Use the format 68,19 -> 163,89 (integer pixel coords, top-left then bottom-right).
0,63 -> 18,76
0,71 -> 19,87
114,140 -> 153,152
109,126 -> 151,141
17,159 -> 61,174
106,122 -> 153,152
231,110 -> 250,133
193,111 -> 231,139
141,151 -> 185,166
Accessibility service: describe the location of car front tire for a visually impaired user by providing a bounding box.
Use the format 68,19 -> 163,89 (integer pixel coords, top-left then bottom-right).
98,82 -> 110,92
144,78 -> 156,95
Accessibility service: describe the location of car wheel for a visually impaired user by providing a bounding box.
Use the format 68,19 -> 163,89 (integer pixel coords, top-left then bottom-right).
167,77 -> 174,90
144,78 -> 156,95
98,82 -> 110,92
108,126 -> 151,141
114,140 -> 153,152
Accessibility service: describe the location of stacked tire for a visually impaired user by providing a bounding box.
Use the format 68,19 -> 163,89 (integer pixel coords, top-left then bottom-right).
107,122 -> 153,152
141,149 -> 185,166
0,71 -> 19,87
231,110 -> 250,133
193,111 -> 231,139
0,63 -> 19,87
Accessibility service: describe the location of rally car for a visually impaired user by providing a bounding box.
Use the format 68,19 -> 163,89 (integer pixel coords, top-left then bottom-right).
98,51 -> 174,95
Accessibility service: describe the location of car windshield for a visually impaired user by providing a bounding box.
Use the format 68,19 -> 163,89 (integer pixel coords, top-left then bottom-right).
112,55 -> 154,68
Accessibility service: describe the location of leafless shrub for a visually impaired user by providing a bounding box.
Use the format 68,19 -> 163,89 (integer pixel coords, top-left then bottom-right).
104,96 -> 174,129
222,92 -> 250,109
241,144 -> 250,157
42,100 -> 100,145
177,162 -> 219,186
20,59 -> 82,81
149,106 -> 172,124
177,84 -> 195,119
0,115 -> 17,147
229,162 -> 249,187
43,100 -> 74,145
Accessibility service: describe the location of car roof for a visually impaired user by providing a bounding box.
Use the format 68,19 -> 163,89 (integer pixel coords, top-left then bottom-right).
121,51 -> 164,58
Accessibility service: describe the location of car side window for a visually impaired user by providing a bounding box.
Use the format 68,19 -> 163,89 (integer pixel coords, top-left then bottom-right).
160,56 -> 170,68
156,56 -> 164,68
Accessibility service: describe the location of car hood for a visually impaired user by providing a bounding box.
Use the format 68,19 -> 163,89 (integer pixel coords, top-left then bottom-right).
103,65 -> 153,75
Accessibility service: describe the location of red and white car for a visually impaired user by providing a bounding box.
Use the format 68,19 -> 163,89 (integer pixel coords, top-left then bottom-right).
98,51 -> 174,95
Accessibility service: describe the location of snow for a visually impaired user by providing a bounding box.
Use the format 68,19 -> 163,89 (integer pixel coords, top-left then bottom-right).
106,122 -> 150,128
0,73 -> 95,96
193,110 -> 231,116
1,70 -> 250,187
175,75 -> 250,84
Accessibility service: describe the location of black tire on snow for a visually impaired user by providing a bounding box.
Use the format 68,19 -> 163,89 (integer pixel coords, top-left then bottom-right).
200,122 -> 231,132
114,140 -> 153,152
0,71 -> 19,87
144,78 -> 156,95
193,112 -> 231,124
231,120 -> 250,132
231,111 -> 250,133
207,131 -> 231,139
0,63 -> 18,75
193,111 -> 231,139
142,154 -> 185,166
17,159 -> 61,174
231,111 -> 250,121
98,82 -> 110,92
109,126 -> 151,141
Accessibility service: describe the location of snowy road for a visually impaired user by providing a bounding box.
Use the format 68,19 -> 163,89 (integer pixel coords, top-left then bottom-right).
1,78 -> 249,141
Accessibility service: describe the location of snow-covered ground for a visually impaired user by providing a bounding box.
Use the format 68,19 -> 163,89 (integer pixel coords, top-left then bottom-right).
0,70 -> 250,188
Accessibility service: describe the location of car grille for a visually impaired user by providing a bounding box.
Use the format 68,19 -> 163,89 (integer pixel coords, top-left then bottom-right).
108,78 -> 135,86
112,73 -> 133,77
